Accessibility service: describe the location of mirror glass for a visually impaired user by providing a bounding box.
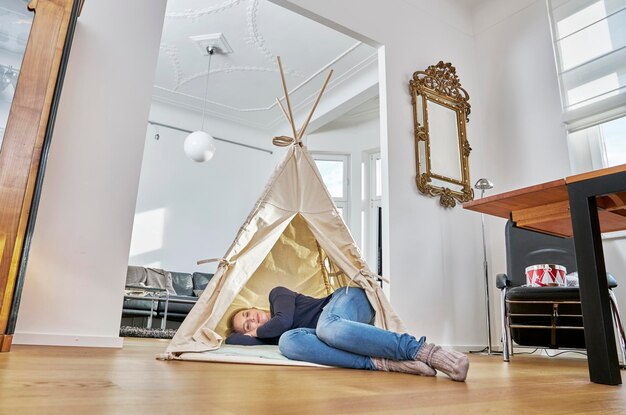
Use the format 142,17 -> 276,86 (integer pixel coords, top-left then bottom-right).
417,139 -> 426,171
0,1 -> 33,150
428,100 -> 461,182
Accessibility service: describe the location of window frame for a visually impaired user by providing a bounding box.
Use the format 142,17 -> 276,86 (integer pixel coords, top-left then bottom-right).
311,152 -> 350,224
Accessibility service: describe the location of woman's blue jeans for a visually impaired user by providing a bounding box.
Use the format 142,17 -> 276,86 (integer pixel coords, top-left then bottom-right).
278,288 -> 425,370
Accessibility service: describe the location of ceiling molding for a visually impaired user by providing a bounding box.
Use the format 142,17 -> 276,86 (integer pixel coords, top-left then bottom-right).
154,85 -> 273,113
154,0 -> 378,129
165,0 -> 244,20
245,0 -> 303,77
158,42 -> 369,113
159,43 -> 183,89
153,48 -> 377,131
285,41 -> 362,98
175,65 -> 278,92
151,93 -> 272,130
267,51 -> 378,129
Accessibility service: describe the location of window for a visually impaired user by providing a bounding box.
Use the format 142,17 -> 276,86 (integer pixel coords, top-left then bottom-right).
312,153 -> 349,223
361,150 -> 382,275
548,0 -> 626,172
548,0 -> 626,131
568,114 -> 626,171
369,152 -> 382,276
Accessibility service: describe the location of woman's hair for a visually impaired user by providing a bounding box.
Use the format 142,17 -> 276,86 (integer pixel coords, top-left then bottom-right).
226,307 -> 251,335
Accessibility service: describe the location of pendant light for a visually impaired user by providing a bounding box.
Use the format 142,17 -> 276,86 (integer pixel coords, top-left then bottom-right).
184,46 -> 217,162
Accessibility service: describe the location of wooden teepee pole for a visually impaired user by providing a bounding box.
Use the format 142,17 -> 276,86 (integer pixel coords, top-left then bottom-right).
297,69 -> 333,141
276,98 -> 302,140
276,56 -> 298,141
275,98 -> 290,123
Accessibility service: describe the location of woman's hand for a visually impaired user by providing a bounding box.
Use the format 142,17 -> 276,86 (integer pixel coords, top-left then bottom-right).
244,328 -> 258,337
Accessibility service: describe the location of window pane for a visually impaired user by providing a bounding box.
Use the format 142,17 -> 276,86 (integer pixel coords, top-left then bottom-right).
361,161 -> 365,202
316,159 -> 344,198
603,116 -> 626,167
375,157 -> 382,197
0,1 -> 34,149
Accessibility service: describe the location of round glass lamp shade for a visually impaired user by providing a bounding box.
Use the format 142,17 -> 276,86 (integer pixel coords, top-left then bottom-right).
184,130 -> 216,162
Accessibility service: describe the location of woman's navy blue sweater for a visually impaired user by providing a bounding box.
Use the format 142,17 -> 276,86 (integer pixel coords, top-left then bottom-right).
225,286 -> 332,346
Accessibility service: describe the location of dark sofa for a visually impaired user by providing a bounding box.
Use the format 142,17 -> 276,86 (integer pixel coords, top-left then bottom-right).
122,266 -> 214,325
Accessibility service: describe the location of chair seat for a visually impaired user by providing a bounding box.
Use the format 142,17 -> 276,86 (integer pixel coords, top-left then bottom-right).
506,286 -> 581,301
496,221 -> 625,361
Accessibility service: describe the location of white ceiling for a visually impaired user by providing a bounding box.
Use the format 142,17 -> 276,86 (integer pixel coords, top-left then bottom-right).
153,0 -> 377,130
453,0 -> 487,8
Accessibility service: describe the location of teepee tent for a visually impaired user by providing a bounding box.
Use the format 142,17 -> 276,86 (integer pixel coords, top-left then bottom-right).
163,59 -> 406,361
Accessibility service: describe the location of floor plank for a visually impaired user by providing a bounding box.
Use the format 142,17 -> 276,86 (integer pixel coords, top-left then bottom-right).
0,338 -> 625,414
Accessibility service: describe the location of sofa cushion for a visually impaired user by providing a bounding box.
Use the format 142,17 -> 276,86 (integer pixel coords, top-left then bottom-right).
193,272 -> 214,291
171,272 -> 193,296
506,286 -> 581,301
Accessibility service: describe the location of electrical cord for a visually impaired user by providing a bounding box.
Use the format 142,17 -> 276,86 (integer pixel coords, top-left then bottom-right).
468,347 -> 586,357
468,346 -> 503,355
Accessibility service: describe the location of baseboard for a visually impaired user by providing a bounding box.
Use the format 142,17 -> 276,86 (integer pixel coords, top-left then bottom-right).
12,332 -> 124,348
442,345 -> 494,353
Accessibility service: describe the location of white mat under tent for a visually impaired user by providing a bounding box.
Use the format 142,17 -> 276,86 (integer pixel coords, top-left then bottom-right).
160,344 -> 328,368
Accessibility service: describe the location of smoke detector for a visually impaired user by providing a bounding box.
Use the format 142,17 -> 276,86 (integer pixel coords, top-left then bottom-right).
189,33 -> 233,55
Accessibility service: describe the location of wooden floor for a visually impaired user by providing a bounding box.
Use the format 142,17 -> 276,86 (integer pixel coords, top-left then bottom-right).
1,339 -> 625,414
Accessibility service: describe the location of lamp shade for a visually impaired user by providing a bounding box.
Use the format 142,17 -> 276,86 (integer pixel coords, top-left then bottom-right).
184,130 -> 216,162
474,178 -> 494,190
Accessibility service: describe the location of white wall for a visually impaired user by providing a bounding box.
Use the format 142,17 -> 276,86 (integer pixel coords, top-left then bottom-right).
474,0 -> 626,350
130,103 -> 276,274
132,99 -> 378,276
273,0 -> 488,348
472,0 -> 571,348
16,0 -> 621,351
14,0 -> 167,347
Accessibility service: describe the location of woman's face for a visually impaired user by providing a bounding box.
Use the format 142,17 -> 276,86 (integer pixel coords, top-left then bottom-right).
233,308 -> 269,334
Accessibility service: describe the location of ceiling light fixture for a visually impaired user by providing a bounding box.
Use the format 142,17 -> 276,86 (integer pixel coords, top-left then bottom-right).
184,46 -> 219,162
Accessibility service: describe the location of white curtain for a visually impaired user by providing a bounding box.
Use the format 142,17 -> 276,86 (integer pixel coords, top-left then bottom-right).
548,0 -> 626,132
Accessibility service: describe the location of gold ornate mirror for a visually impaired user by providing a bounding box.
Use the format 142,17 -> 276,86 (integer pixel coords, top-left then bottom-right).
409,61 -> 473,207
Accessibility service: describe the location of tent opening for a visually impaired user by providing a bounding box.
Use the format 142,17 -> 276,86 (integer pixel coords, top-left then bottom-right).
214,213 -> 349,337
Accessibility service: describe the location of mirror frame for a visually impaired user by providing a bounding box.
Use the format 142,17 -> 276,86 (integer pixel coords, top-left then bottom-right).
0,0 -> 83,352
409,61 -> 473,208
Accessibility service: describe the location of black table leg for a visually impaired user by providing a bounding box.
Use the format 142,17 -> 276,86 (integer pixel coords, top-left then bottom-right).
568,173 -> 626,385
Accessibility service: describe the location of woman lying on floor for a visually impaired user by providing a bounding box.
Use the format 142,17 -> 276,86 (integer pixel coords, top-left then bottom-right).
226,286 -> 469,381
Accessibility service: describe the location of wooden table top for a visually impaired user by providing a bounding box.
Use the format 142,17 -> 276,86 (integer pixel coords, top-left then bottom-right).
463,164 -> 626,237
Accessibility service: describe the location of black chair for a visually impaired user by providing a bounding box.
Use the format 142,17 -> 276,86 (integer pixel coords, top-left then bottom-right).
496,220 -> 626,363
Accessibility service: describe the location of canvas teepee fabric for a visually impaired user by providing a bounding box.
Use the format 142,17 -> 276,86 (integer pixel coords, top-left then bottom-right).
162,58 -> 406,360
164,144 -> 406,358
